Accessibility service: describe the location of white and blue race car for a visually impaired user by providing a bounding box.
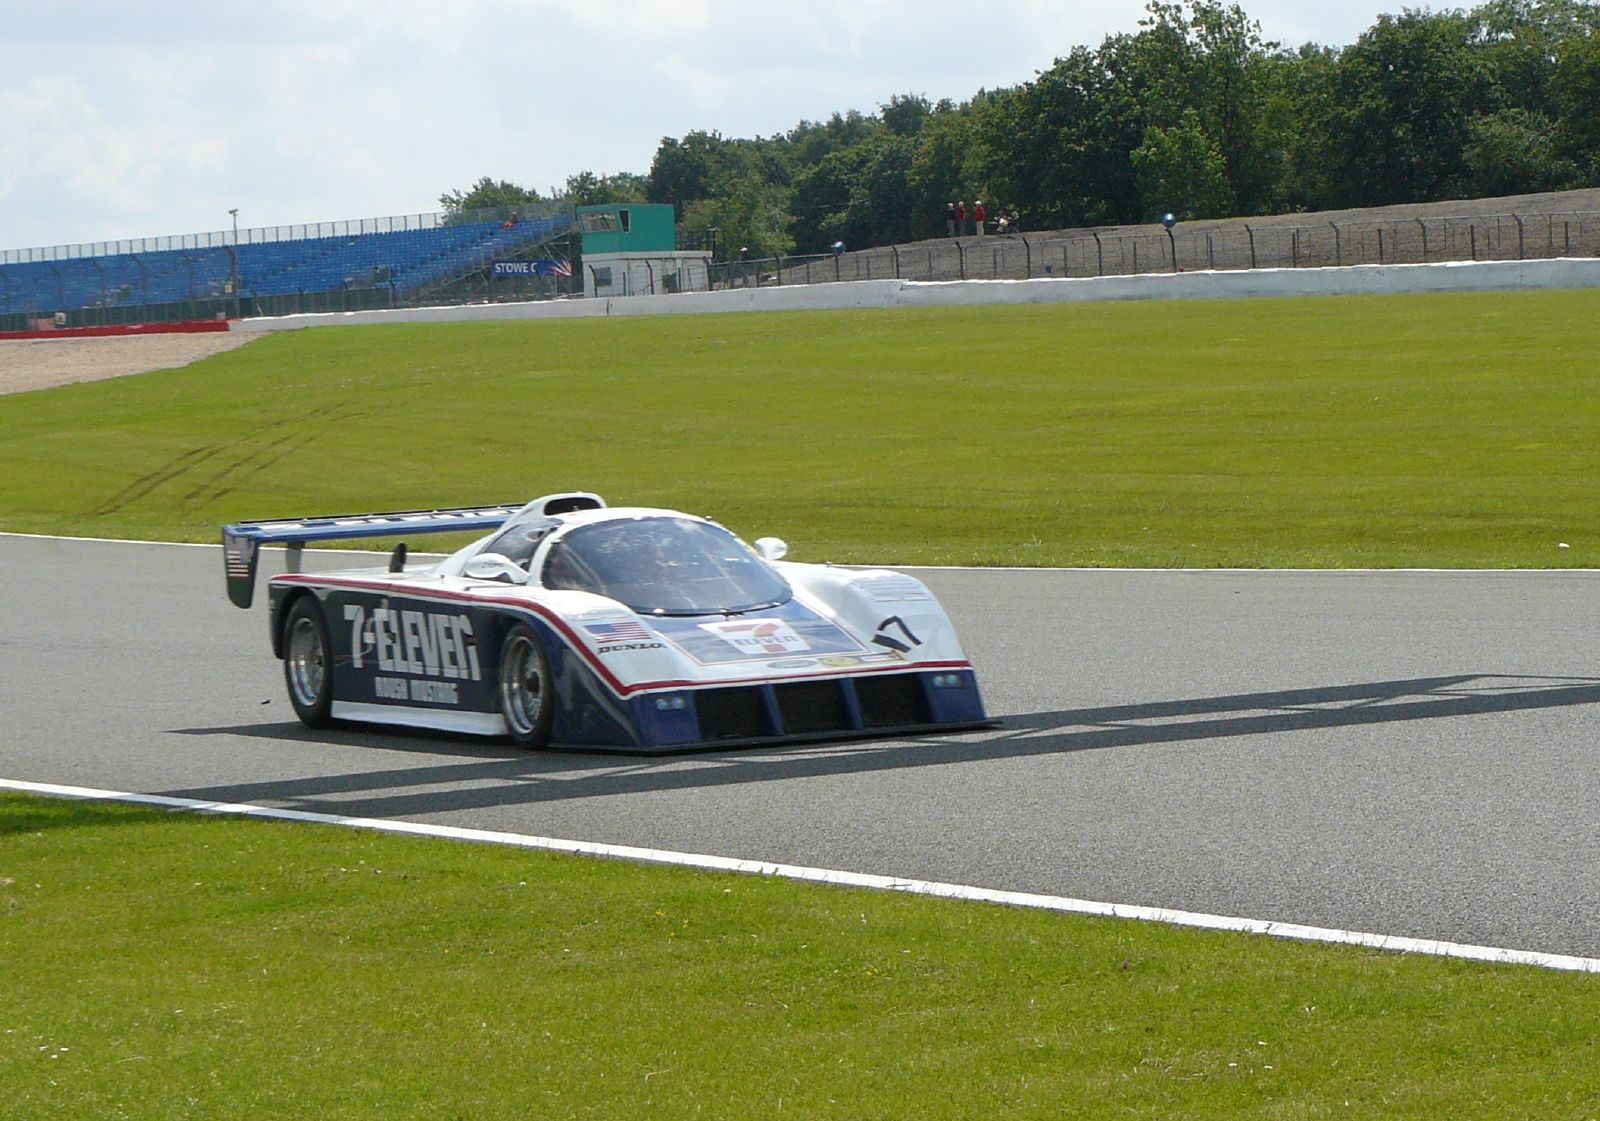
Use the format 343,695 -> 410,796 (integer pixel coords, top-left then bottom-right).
223,493 -> 987,752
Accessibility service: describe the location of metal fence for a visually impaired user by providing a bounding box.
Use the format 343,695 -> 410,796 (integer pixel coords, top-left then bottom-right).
7,205 -> 1597,329
705,210 -> 1600,291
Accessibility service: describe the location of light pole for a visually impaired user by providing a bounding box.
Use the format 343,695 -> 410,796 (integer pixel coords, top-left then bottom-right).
228,208 -> 240,318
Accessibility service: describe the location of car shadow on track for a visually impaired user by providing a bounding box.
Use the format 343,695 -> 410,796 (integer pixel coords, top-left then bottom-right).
160,672 -> 1600,820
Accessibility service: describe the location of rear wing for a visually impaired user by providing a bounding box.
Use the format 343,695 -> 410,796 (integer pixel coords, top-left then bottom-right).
221,492 -> 604,608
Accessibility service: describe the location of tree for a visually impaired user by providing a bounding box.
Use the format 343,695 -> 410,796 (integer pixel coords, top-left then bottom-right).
1459,108 -> 1575,195
789,131 -> 919,252
784,110 -> 881,168
1323,10 -> 1488,206
1186,1 -> 1279,212
560,171 -> 649,207
680,173 -> 794,261
1469,0 -> 1600,118
1551,23 -> 1600,179
1267,44 -> 1340,211
646,131 -> 728,219
438,177 -> 541,221
908,103 -> 984,238
1132,108 -> 1233,219
980,42 -> 1145,229
880,93 -> 932,136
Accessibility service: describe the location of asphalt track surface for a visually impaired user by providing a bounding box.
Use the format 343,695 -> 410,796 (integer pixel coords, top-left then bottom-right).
4,535 -> 1598,959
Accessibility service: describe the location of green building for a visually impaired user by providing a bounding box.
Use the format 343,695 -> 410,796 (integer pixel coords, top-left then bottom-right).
576,203 -> 709,297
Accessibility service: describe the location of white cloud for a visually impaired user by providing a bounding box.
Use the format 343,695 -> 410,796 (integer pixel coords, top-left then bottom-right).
0,0 -> 1408,250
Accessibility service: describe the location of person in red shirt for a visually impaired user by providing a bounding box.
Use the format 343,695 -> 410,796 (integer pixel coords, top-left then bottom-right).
955,201 -> 966,236
973,200 -> 987,236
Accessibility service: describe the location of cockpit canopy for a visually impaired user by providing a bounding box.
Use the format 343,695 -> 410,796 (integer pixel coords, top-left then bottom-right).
540,516 -> 790,616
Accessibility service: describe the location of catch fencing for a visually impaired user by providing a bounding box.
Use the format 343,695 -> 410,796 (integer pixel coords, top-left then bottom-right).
705,210 -> 1600,292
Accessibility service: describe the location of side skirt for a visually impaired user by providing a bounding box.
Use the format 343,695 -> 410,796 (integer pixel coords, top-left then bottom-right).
332,701 -> 505,737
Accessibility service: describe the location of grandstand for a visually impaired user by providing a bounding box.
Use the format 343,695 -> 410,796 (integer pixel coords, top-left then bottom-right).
0,207 -> 574,330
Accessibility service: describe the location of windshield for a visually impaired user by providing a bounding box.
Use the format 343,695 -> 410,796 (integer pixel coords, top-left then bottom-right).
541,517 -> 791,615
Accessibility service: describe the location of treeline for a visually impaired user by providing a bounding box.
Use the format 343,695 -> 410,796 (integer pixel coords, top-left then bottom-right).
442,0 -> 1600,259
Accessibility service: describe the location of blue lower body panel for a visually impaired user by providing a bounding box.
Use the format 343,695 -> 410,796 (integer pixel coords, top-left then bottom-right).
560,669 -> 989,753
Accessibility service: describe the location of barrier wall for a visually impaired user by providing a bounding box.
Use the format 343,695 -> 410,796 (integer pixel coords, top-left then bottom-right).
0,318 -> 231,341
229,257 -> 1600,334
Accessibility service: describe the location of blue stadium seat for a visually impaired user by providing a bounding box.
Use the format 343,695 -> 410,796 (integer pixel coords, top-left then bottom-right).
1,213 -> 571,318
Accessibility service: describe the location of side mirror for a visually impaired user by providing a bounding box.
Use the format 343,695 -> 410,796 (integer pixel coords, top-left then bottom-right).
754,536 -> 788,561
462,553 -> 528,584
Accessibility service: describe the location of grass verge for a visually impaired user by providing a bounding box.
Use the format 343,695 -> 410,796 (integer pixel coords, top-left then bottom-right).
4,792 -> 1597,1120
1,290 -> 1596,567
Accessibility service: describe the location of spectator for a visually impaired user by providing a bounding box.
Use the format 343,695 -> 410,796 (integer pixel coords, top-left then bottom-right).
973,200 -> 987,236
946,201 -> 957,237
956,200 -> 966,237
500,209 -> 520,231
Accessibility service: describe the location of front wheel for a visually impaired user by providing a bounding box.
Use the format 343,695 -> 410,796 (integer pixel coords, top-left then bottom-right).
283,597 -> 334,728
498,624 -> 553,748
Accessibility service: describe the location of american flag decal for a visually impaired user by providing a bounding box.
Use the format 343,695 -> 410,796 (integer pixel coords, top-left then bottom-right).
586,620 -> 652,642
224,537 -> 256,578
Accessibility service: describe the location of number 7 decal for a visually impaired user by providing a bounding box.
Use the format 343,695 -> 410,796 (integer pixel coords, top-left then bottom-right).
872,615 -> 922,654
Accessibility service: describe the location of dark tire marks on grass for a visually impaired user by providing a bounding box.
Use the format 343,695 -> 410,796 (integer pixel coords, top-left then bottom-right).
86,408 -> 375,518
87,445 -> 227,517
180,433 -> 300,506
177,407 -> 373,509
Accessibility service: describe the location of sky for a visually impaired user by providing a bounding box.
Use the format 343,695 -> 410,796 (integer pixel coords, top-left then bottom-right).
1,1 -> 1413,251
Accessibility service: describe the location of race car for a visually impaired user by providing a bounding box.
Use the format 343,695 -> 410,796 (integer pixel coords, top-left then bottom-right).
222,493 -> 988,752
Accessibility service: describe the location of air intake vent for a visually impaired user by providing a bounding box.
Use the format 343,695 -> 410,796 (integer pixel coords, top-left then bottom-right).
855,674 -> 927,728
694,687 -> 769,740
775,680 -> 853,735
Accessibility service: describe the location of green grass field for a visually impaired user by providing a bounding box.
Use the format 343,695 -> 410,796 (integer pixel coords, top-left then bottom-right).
2,289 -> 1597,566
5,793 -> 1598,1121
5,293 -> 1599,1116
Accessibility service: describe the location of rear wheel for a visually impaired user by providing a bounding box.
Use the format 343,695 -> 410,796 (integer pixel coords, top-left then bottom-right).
498,624 -> 553,748
283,598 -> 334,728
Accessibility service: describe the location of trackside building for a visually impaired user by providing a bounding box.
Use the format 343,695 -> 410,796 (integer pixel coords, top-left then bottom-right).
577,203 -> 709,297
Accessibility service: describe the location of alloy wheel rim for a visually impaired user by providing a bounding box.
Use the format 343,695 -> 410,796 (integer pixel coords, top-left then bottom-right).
287,617 -> 325,706
501,636 -> 544,735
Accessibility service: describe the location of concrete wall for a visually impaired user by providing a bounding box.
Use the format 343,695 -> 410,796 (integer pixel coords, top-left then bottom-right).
230,257 -> 1600,334
582,251 -> 713,298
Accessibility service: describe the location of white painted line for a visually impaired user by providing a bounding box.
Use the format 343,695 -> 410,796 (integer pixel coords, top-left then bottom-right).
5,777 -> 1595,974
3,531 -> 1596,575
1,530 -> 222,548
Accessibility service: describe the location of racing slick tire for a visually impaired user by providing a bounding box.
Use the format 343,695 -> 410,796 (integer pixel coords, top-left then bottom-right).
498,624 -> 554,749
282,597 -> 335,729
